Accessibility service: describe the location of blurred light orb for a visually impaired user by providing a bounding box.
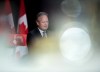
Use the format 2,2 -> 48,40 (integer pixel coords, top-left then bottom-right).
61,0 -> 81,17
60,28 -> 91,62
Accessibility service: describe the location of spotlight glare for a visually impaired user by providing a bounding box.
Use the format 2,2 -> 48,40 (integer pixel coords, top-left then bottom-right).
60,28 -> 91,63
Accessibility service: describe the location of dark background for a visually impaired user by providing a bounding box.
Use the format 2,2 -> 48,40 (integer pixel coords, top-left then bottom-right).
10,0 -> 62,32
0,0 -> 100,33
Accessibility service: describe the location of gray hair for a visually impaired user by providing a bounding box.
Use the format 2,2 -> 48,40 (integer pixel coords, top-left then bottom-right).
36,12 -> 48,21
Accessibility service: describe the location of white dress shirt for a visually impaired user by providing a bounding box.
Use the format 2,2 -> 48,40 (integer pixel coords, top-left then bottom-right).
38,28 -> 47,38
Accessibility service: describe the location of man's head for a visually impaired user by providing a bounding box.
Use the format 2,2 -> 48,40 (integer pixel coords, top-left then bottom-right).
36,12 -> 49,31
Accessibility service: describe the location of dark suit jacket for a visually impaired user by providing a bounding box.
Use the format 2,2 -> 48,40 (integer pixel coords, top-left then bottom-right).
27,28 -> 41,47
27,28 -> 49,48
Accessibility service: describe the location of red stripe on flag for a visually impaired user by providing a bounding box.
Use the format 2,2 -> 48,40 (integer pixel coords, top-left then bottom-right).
5,0 -> 11,14
19,0 -> 25,17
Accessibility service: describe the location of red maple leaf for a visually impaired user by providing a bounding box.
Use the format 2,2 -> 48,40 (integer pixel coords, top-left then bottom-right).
18,22 -> 28,34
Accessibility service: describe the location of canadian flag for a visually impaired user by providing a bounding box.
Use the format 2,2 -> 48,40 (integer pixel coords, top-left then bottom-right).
17,0 -> 28,34
5,0 -> 16,34
16,0 -> 28,58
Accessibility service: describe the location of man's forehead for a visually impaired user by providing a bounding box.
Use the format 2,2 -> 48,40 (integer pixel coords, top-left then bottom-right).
38,15 -> 48,21
38,15 -> 48,18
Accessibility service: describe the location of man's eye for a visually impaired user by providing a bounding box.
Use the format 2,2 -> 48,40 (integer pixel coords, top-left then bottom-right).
41,22 -> 44,23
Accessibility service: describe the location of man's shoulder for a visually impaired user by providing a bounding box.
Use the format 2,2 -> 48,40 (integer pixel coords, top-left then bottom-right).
28,28 -> 39,35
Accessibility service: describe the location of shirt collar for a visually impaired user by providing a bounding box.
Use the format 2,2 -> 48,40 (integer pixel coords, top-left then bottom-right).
38,28 -> 46,37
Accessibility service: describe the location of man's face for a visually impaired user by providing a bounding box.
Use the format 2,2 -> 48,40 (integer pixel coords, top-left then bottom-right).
37,15 -> 49,31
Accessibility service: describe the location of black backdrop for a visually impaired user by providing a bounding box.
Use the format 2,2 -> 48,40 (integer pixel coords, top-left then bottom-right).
9,0 -> 62,32
0,0 -> 100,32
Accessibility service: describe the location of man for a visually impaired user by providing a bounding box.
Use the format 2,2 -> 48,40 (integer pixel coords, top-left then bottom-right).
27,12 -> 49,48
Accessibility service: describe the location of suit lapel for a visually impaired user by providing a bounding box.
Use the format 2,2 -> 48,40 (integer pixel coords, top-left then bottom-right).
35,28 -> 42,37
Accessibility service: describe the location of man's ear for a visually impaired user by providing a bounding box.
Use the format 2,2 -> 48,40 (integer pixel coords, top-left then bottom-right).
36,21 -> 39,26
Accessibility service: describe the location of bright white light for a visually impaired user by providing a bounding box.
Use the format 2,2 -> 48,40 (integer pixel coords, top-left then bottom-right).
60,28 -> 91,62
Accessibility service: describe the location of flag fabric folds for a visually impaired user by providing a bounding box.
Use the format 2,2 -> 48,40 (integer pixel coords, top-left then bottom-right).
5,0 -> 16,34
17,0 -> 28,34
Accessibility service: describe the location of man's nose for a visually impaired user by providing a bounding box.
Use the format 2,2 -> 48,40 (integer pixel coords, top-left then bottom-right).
44,22 -> 47,25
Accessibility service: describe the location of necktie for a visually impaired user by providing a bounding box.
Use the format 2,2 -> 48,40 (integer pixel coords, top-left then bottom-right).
43,31 -> 47,38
